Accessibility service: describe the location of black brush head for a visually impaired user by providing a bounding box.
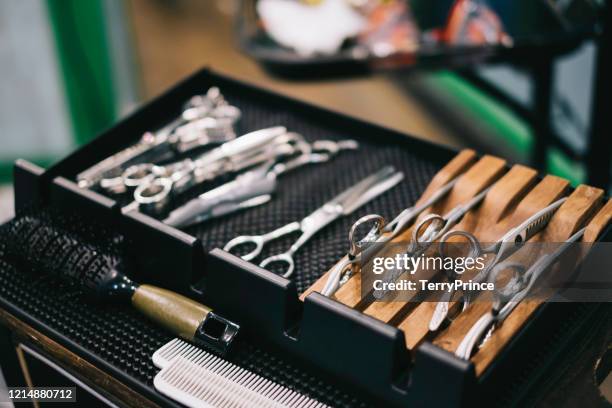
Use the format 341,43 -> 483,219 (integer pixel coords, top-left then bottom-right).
1,215 -> 135,301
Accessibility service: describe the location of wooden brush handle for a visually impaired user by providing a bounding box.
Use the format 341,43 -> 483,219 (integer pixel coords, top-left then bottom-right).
132,285 -> 211,341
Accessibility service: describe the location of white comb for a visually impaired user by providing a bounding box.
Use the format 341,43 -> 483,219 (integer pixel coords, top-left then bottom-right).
152,338 -> 329,408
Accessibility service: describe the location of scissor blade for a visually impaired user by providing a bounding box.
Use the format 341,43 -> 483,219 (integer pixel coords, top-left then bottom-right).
505,197 -> 567,244
329,166 -> 404,215
522,197 -> 567,242
163,166 -> 277,227
209,195 -> 272,219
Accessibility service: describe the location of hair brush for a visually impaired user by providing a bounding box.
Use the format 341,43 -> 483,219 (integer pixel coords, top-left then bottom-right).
1,215 -> 239,354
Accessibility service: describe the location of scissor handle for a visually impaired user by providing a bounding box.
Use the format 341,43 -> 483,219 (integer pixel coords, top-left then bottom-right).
438,229 -> 483,268
321,257 -> 352,297
224,222 -> 301,262
122,163 -> 157,188
412,214 -> 445,247
348,214 -> 386,257
134,177 -> 173,202
223,235 -> 266,262
259,253 -> 295,278
98,167 -> 130,194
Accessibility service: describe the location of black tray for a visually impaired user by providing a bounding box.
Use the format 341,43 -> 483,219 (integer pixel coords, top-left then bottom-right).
5,68 -> 611,407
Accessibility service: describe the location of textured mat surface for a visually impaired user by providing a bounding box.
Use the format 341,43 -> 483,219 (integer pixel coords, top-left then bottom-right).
0,231 -> 369,408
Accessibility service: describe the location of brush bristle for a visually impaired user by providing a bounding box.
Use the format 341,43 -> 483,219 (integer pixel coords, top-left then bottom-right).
1,215 -> 117,292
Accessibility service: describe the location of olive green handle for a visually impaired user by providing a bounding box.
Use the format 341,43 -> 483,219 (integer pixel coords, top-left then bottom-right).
131,284 -> 211,341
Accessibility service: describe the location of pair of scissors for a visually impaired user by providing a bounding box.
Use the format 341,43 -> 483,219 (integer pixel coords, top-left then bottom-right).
370,185 -> 493,300
79,87 -> 240,190
320,176 -> 460,297
163,139 -> 358,227
119,127 -> 293,214
454,226 -> 584,359
428,196 -> 567,331
223,166 -> 405,278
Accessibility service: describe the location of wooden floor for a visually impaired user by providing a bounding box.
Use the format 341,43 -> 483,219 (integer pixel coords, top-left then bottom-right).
127,0 -> 461,149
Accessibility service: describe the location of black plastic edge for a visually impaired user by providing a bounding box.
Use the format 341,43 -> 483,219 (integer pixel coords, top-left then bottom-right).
50,177 -> 117,213
206,249 -> 416,407
43,68 -> 216,180
13,160 -> 46,214
300,292 -> 411,406
120,211 -> 203,292
412,342 -> 475,407
204,248 -> 301,336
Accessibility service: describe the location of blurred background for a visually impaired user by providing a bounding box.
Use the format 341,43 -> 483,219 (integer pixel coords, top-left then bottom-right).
0,0 -> 608,223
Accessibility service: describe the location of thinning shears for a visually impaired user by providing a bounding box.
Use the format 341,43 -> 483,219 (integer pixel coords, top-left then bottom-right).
454,226 -> 584,359
429,197 -> 567,331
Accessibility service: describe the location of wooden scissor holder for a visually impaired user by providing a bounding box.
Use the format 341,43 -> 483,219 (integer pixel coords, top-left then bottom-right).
200,150 -> 612,406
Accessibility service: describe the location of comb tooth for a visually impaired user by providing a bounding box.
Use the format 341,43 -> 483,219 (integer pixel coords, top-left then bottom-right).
287,394 -> 304,407
166,338 -> 186,360
274,386 -> 291,405
172,360 -> 190,393
154,339 -> 328,408
271,382 -> 290,404
256,377 -> 274,396
166,339 -> 185,361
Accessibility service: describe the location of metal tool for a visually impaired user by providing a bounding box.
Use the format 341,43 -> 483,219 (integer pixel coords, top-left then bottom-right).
454,227 -> 584,360
119,126 -> 293,214
223,166 -> 404,278
321,177 -> 460,297
428,197 -> 567,332
370,185 -> 493,300
78,87 -> 241,191
163,139 -> 358,228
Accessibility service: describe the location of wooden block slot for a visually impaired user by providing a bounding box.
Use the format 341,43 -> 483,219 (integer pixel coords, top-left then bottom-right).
395,171 -> 568,350
437,186 -> 607,376
301,149 -> 479,306
300,147 -> 609,381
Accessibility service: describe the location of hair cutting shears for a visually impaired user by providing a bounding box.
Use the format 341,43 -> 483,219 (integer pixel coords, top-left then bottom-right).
454,226 -> 584,359
118,127 -> 294,214
163,139 -> 358,227
78,87 -> 240,190
320,176 -> 460,297
223,166 -> 404,278
428,197 -> 567,331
